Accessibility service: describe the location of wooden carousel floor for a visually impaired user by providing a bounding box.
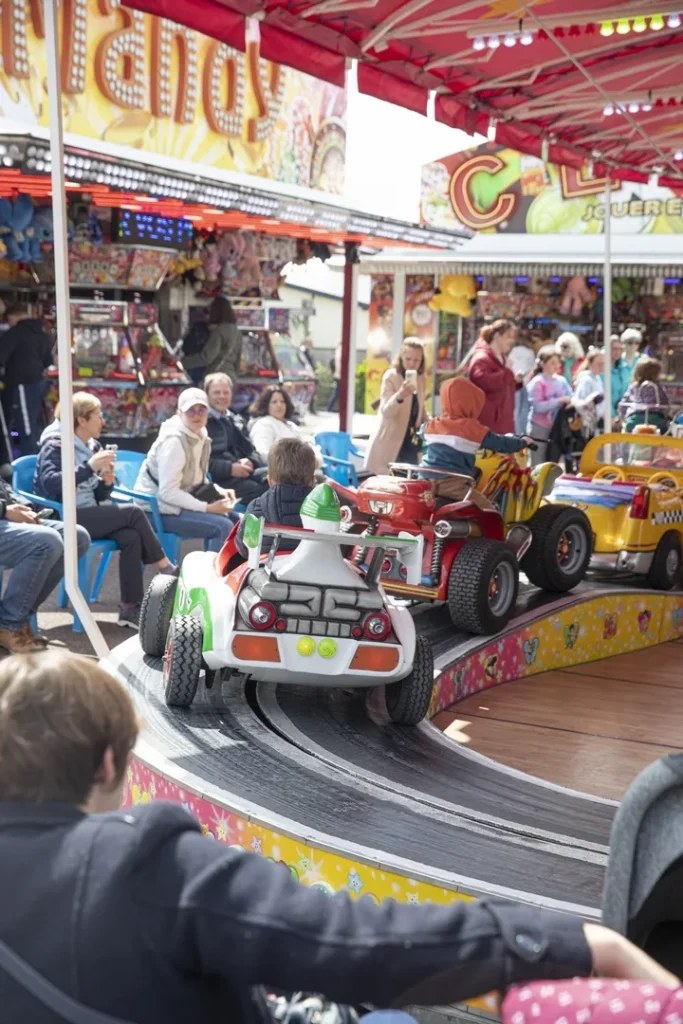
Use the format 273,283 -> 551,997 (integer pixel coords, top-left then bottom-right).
432,640 -> 683,801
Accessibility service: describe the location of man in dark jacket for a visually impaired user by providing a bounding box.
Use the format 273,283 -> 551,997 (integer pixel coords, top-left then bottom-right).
236,435 -> 315,557
0,305 -> 53,455
0,648 -> 671,1024
0,476 -> 89,652
205,372 -> 268,503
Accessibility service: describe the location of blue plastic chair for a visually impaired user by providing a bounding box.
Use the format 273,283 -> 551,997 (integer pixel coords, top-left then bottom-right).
11,455 -> 118,634
108,449 -> 213,567
314,431 -> 363,487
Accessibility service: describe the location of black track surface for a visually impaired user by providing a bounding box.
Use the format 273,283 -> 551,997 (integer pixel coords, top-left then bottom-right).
110,640 -> 606,911
108,575 -> 673,912
263,685 -> 613,848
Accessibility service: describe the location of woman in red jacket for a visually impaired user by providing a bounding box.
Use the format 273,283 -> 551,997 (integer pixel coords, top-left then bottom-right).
468,319 -> 521,434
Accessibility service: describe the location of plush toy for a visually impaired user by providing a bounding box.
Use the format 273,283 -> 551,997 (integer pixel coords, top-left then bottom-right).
560,275 -> 593,317
27,206 -> 54,262
429,274 -> 477,317
0,194 -> 35,262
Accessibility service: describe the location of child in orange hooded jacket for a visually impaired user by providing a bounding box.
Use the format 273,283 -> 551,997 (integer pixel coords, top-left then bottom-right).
422,377 -> 531,508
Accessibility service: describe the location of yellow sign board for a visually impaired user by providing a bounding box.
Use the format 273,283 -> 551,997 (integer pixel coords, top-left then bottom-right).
0,0 -> 346,193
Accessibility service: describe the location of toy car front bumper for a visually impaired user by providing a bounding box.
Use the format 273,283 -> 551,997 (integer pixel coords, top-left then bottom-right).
590,550 -> 654,574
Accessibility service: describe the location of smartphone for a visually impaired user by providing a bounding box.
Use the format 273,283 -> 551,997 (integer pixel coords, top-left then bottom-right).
105,444 -> 118,453
35,507 -> 55,520
405,369 -> 418,386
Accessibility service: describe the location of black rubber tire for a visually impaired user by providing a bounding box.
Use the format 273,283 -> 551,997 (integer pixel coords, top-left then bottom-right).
384,634 -> 434,726
163,615 -> 203,707
521,504 -> 592,593
647,531 -> 682,590
139,575 -> 178,658
447,540 -> 518,635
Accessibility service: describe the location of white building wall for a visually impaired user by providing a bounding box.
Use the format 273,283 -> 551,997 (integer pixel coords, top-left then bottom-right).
279,284 -> 369,365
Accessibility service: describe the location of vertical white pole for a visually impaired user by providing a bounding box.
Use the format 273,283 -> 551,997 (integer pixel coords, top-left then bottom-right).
391,269 -> 406,356
344,262 -> 359,433
603,175 -> 612,434
45,0 -> 109,657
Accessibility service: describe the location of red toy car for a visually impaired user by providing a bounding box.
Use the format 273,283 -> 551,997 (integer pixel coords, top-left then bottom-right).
339,461 -> 592,636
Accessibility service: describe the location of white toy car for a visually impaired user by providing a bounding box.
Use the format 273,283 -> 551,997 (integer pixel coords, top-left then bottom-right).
138,483 -> 434,726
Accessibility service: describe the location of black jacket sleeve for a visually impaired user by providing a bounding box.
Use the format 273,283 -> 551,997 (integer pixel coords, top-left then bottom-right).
35,440 -> 96,501
123,804 -> 592,1010
208,417 -> 263,483
0,326 -> 20,366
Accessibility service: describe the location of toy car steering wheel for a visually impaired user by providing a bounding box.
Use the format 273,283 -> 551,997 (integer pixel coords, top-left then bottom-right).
593,466 -> 626,482
649,471 -> 679,489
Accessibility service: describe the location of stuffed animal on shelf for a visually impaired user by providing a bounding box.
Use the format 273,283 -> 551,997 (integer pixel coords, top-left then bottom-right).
429,274 -> 477,317
559,275 -> 593,317
0,194 -> 35,263
27,206 -> 54,262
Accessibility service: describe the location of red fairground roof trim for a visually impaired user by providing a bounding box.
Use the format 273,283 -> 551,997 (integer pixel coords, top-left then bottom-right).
123,1 -> 683,181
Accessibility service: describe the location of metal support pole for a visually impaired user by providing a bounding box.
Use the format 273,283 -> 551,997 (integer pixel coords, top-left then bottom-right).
339,241 -> 358,434
603,175 -> 612,434
391,269 -> 406,357
46,0 -> 109,657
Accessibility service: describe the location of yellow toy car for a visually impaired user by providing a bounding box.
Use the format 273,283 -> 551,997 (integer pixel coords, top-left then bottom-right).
545,433 -> 683,590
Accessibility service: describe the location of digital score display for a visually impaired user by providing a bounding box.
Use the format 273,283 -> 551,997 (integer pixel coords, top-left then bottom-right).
111,210 -> 194,250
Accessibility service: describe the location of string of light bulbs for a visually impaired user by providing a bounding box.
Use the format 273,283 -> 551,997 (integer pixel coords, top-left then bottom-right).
471,12 -> 681,50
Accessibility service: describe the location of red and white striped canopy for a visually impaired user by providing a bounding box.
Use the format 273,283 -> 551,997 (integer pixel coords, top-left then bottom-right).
125,1 -> 683,185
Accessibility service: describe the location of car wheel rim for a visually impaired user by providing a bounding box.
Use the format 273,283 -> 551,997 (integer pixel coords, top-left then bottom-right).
163,636 -> 173,681
488,562 -> 515,616
556,524 -> 588,576
666,549 -> 680,577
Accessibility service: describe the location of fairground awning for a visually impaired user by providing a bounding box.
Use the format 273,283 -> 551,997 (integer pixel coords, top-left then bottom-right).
336,233 -> 683,277
126,1 -> 683,186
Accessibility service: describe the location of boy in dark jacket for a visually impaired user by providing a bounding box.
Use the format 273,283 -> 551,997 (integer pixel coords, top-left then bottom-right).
205,372 -> 269,503
0,305 -> 53,455
236,436 -> 315,557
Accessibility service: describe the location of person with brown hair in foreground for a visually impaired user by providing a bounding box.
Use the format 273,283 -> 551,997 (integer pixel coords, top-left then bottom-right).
0,650 -> 676,1024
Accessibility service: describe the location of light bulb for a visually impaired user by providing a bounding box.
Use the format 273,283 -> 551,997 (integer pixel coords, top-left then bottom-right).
616,18 -> 630,34
520,29 -> 533,45
667,12 -> 681,28
633,16 -> 647,31
642,102 -> 653,111
650,14 -> 665,30
487,34 -> 500,48
600,20 -> 615,35
628,101 -> 640,113
504,32 -> 517,46
603,104 -> 615,115
472,36 -> 486,50
675,150 -> 683,160
487,119 -> 497,142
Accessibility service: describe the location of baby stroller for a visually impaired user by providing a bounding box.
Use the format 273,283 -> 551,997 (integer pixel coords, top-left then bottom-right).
602,753 -> 683,976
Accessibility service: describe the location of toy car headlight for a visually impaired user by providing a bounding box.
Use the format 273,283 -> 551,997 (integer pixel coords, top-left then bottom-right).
369,500 -> 394,514
248,601 -> 277,630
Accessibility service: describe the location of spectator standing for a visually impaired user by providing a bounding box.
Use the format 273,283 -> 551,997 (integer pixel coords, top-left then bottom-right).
300,337 -> 318,414
0,649 -> 674,1024
508,338 -> 537,434
555,332 -> 585,385
0,480 -> 90,652
609,338 -> 631,421
573,349 -> 606,425
618,357 -> 670,433
468,319 -> 520,434
34,393 -> 176,629
249,384 -> 303,462
0,305 -> 53,455
136,387 -> 237,552
181,297 -> 242,383
621,328 -> 643,374
204,373 -> 268,504
364,338 -> 427,475
326,341 -> 342,412
526,352 -> 573,465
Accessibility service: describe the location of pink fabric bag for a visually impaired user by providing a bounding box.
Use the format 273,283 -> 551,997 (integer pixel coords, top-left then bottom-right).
502,977 -> 683,1024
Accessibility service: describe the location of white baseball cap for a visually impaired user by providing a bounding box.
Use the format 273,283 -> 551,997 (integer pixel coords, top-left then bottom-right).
178,388 -> 209,412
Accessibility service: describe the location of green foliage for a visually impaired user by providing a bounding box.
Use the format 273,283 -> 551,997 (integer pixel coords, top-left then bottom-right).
355,361 -> 366,413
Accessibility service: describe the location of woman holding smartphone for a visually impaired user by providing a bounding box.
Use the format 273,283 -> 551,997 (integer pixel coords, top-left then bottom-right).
364,337 -> 427,475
